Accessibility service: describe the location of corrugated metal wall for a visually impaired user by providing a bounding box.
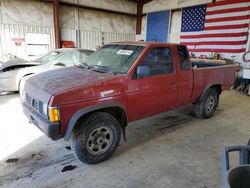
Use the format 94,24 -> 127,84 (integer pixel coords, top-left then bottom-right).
61,28 -> 77,45
79,30 -> 135,50
0,24 -> 55,61
103,32 -> 135,44
62,29 -> 135,51
78,30 -> 102,50
143,0 -> 212,13
0,25 -> 136,61
0,1 -> 136,61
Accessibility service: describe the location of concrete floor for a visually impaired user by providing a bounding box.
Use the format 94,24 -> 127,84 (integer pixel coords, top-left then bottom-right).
0,90 -> 249,188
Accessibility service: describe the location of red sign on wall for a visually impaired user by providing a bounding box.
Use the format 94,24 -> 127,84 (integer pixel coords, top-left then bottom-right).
12,38 -> 25,46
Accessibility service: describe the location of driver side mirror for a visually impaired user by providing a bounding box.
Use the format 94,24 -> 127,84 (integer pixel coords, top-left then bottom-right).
137,65 -> 151,79
54,62 -> 66,67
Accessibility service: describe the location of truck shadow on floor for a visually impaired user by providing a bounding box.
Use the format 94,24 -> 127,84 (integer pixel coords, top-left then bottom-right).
114,105 -> 198,158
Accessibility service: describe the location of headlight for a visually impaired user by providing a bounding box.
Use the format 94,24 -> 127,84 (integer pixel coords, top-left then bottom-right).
48,107 -> 60,122
41,103 -> 48,117
39,102 -> 48,117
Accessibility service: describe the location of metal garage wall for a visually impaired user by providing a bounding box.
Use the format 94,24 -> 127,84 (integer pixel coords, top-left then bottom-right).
0,0 -> 136,61
60,0 -> 137,15
59,5 -> 136,34
169,10 -> 181,44
60,5 -> 136,50
103,32 -> 135,44
143,0 -> 212,14
0,1 -> 53,27
0,27 -> 3,61
78,30 -> 135,50
0,24 -> 55,61
61,28 -> 77,46
79,30 -> 102,50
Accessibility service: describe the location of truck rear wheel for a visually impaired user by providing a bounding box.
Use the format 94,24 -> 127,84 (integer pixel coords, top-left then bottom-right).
71,112 -> 121,164
195,88 -> 219,119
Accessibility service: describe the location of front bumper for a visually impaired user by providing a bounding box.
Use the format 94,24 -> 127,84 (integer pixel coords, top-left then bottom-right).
22,102 -> 60,140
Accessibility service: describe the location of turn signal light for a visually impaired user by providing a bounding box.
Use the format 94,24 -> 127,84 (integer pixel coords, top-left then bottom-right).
49,107 -> 60,122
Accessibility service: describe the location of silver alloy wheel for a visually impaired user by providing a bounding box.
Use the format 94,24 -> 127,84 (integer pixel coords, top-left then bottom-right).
205,95 -> 215,113
86,126 -> 113,156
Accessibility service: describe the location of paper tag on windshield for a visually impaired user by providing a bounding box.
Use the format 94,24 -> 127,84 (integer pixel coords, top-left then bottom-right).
117,50 -> 133,55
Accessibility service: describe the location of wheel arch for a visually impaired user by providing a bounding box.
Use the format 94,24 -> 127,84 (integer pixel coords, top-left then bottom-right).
194,83 -> 221,119
64,102 -> 127,141
210,84 -> 222,95
199,83 -> 222,102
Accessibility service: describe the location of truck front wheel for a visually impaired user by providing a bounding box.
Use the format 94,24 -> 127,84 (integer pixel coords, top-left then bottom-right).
195,88 -> 219,119
71,112 -> 121,164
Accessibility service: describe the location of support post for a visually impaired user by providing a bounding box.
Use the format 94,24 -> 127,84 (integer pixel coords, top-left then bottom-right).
136,0 -> 143,35
53,0 -> 61,48
136,0 -> 153,35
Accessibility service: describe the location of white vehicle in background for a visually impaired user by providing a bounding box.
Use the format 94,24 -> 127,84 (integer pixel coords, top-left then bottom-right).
0,48 -> 93,93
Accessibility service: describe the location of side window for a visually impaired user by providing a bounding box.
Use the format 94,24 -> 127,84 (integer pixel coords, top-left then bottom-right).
177,45 -> 190,70
139,47 -> 173,77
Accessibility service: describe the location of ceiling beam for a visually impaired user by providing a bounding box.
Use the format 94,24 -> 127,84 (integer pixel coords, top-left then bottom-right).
42,0 -> 136,17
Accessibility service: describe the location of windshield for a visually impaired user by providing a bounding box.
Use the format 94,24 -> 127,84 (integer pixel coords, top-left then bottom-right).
33,51 -> 61,64
84,44 -> 145,74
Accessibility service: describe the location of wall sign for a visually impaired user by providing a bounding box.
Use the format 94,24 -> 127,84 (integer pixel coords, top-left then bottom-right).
12,38 -> 25,46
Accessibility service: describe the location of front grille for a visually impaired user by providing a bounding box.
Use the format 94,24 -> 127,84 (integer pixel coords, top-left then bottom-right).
32,98 -> 39,111
26,93 -> 40,112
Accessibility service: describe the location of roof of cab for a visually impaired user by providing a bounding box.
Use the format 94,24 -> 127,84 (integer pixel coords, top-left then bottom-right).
110,41 -> 179,47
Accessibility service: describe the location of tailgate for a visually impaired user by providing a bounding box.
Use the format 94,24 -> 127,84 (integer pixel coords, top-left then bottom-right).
191,64 -> 238,102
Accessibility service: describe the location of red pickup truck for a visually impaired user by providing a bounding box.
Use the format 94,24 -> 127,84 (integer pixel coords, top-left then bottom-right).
21,42 -> 237,164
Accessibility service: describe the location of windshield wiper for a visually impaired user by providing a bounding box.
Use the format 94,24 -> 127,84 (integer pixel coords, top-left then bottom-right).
112,71 -> 124,75
92,65 -> 125,75
78,62 -> 91,69
92,65 -> 112,73
79,64 -> 122,75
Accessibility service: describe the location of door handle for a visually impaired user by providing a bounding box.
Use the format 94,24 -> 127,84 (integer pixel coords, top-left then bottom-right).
172,82 -> 177,89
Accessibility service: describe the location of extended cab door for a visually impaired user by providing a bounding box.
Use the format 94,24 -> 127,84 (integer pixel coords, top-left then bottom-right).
127,46 -> 177,121
174,45 -> 193,107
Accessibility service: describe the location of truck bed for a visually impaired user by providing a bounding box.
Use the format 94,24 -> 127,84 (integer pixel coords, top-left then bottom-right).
191,63 -> 238,103
191,61 -> 224,68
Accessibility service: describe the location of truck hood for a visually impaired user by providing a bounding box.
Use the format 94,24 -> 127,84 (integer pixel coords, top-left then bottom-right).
24,67 -> 126,104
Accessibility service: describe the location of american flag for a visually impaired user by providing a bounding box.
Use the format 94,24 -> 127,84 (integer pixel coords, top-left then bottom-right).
180,0 -> 250,53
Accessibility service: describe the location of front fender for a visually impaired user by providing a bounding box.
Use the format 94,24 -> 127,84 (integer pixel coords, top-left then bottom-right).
64,102 -> 127,141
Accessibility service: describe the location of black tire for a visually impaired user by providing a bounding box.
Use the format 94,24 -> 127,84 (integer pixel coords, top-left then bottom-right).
71,112 -> 121,164
195,88 -> 219,119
